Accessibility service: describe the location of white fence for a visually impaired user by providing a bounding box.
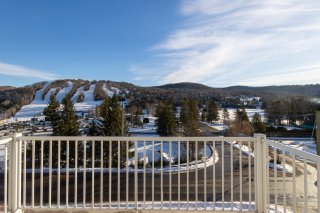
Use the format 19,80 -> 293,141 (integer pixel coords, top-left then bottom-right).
0,134 -> 319,213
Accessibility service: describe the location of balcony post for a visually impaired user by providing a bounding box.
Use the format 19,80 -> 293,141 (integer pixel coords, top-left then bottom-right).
8,133 -> 22,212
254,133 -> 267,213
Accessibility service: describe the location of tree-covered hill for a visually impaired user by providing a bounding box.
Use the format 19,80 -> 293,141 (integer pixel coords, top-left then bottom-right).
0,79 -> 319,119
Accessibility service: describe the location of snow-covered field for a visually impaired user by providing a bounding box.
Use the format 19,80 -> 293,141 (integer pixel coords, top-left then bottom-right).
218,108 -> 265,121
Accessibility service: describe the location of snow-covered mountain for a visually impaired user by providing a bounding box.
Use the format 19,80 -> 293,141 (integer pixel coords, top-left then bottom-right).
11,80 -> 127,121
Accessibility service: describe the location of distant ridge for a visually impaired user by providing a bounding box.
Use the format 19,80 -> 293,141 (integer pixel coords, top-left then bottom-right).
1,79 -> 320,120
155,82 -> 212,90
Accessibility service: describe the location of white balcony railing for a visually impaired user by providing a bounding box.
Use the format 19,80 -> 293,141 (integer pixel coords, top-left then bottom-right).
0,134 -> 319,213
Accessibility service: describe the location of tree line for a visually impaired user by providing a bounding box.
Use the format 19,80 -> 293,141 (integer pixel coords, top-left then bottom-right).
31,94 -> 130,168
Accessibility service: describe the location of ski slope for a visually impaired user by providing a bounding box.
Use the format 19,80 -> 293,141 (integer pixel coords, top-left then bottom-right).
11,81 -> 123,121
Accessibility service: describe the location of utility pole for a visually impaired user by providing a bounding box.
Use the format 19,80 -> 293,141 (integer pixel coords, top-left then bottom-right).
316,111 -> 320,156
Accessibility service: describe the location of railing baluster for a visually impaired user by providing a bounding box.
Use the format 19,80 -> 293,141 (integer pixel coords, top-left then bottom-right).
230,140 -> 234,211
57,139 -> 61,207
204,141 -> 207,210
144,140 -> 146,209
212,141 -> 215,210
109,140 -> 112,209
274,146 -> 277,212
49,140 -> 52,208
23,140 -> 26,208
100,140 -> 104,208
75,140 -> 78,208
169,140 -> 172,210
32,140 -> 35,208
303,158 -> 307,213
92,140 -> 95,208
134,140 -> 138,209
152,141 -> 155,209
178,140 -> 181,210
66,140 -> 69,208
317,161 -> 320,213
248,141 -> 251,211
18,139 -> 22,208
40,140 -> 44,208
83,140 -> 87,208
126,141 -> 129,209
160,140 -> 163,209
195,141 -> 198,210
239,141 -> 242,211
222,141 -> 225,211
118,140 -> 120,209
282,151 -> 286,213
4,144 -> 8,213
186,140 -> 189,210
266,144 -> 270,212
292,154 -> 296,213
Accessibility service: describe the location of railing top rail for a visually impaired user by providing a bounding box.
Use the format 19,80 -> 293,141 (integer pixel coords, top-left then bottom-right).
18,135 -> 258,142
263,138 -> 320,163
0,136 -> 13,146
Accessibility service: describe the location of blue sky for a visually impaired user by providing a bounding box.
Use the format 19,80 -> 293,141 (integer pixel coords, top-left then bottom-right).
0,0 -> 320,87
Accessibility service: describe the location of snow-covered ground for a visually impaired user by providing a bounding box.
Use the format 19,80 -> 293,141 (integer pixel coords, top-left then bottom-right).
205,122 -> 228,131
127,141 -> 214,171
73,84 -> 103,111
268,137 -> 317,156
230,140 -> 295,172
35,201 -> 291,212
218,108 -> 265,121
11,82 -> 51,121
129,115 -> 157,134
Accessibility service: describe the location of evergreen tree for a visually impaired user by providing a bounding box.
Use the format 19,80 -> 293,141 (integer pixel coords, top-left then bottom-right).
179,99 -> 201,136
99,96 -> 129,167
156,103 -> 177,136
226,108 -> 253,136
185,99 -> 201,136
201,108 -> 207,122
99,97 -> 110,119
251,112 -> 266,133
59,97 -> 79,136
180,99 -> 190,124
76,92 -> 85,103
207,101 -> 219,123
103,96 -> 126,136
128,104 -> 143,127
222,108 -> 230,125
43,94 -> 61,135
88,120 -> 102,136
235,107 -> 249,122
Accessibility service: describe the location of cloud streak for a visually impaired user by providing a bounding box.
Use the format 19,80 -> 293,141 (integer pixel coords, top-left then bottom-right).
132,0 -> 320,86
0,62 -> 58,80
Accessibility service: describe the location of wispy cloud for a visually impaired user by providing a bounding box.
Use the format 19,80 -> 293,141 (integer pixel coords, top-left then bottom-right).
238,65 -> 320,86
0,62 -> 58,80
131,0 -> 320,86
